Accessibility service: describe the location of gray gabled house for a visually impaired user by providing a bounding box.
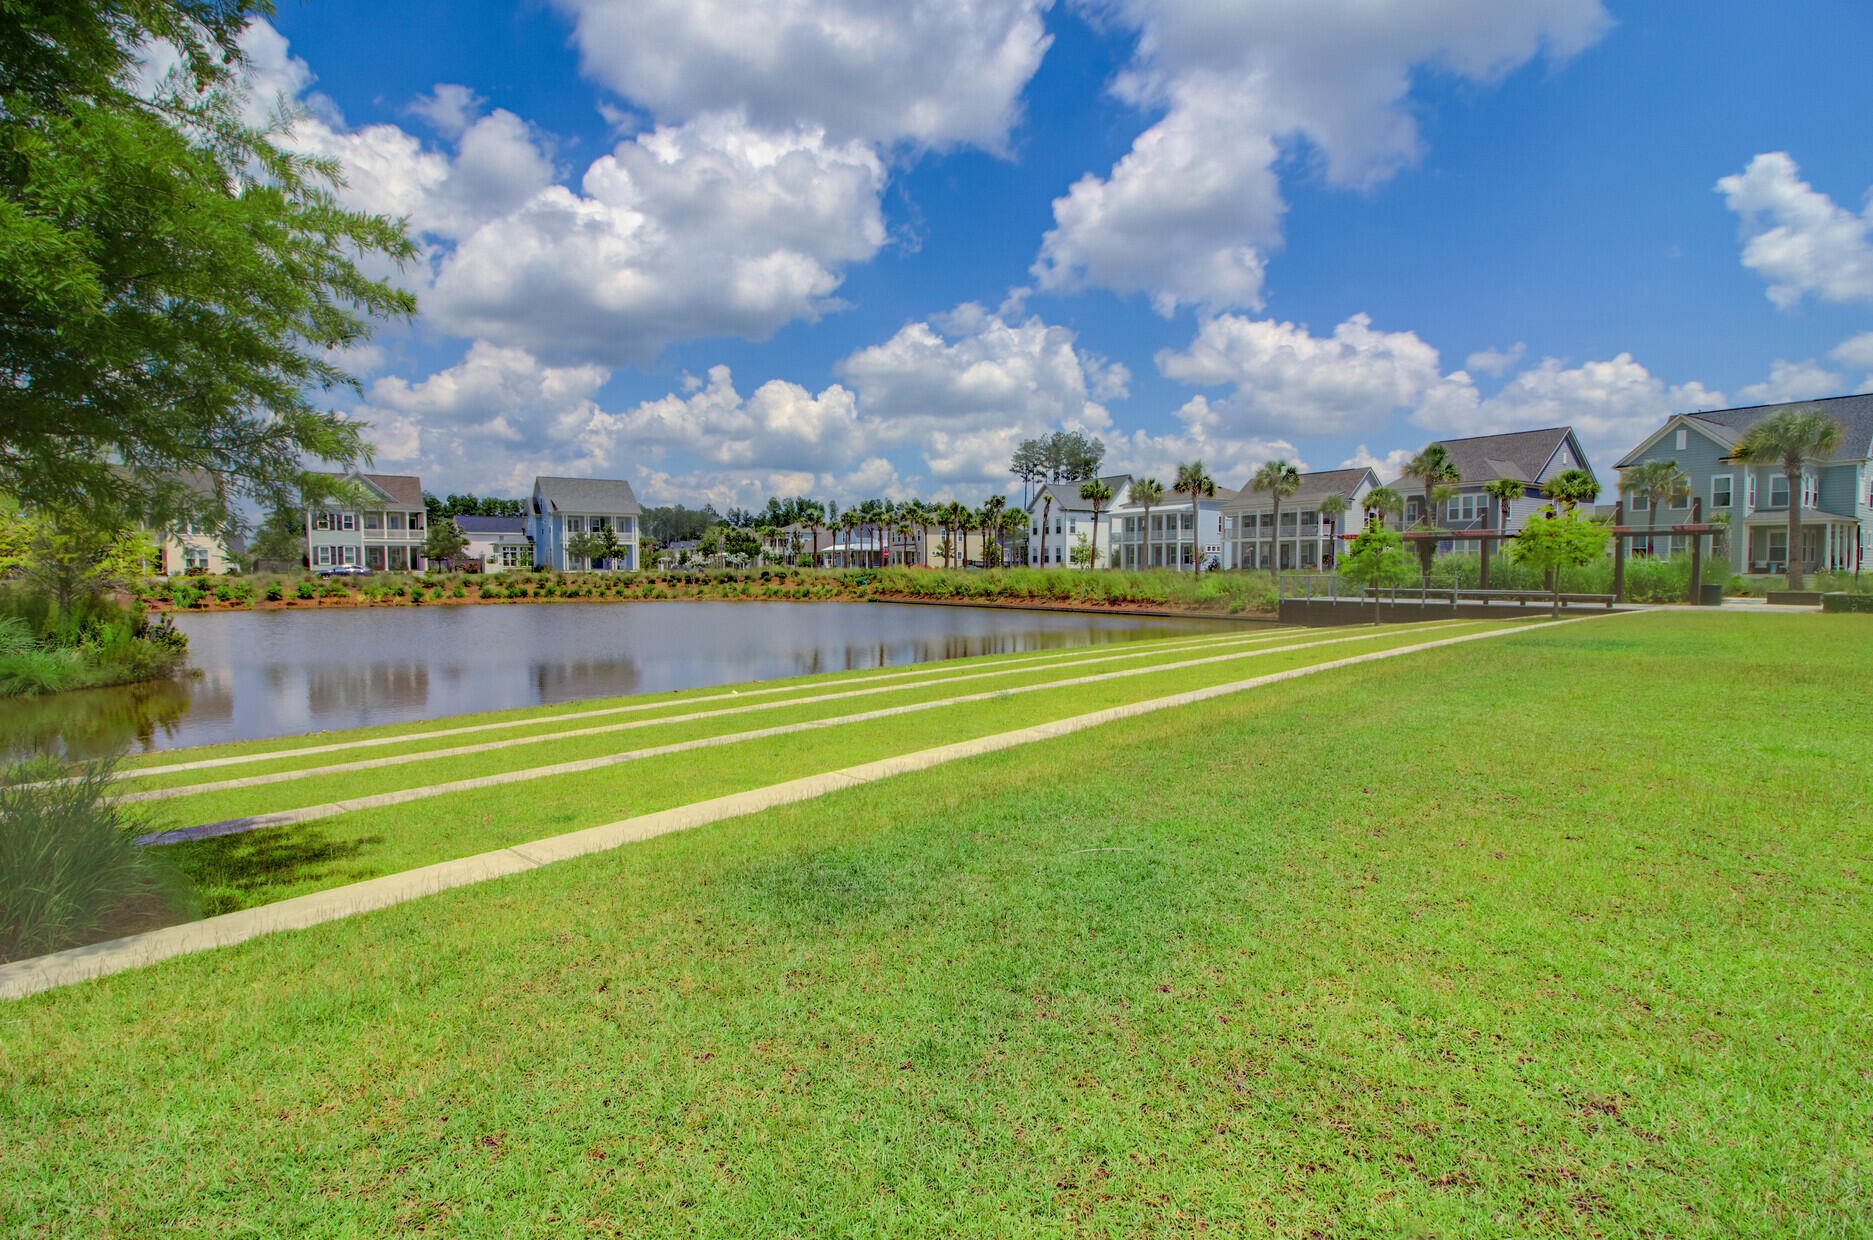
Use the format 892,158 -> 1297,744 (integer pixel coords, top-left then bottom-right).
527,476 -> 642,571
1389,427 -> 1598,548
1614,393 -> 1873,576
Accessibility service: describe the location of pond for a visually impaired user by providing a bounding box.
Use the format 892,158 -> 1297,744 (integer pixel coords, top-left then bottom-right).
1,601 -> 1245,759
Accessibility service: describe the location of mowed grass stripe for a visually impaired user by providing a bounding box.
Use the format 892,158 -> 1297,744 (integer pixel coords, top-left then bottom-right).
131,622 -> 1484,811
112,627 -> 1303,789
115,623 -> 1257,772
146,624 -> 1509,900
115,624 -> 1367,796
80,621 -> 1543,951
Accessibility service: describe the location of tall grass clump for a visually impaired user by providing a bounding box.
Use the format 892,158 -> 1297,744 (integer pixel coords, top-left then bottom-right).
0,760 -> 196,963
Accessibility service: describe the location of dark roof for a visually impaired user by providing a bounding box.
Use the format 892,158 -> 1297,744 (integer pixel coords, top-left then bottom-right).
1388,428 -> 1582,488
1684,392 -> 1873,460
453,515 -> 526,535
1222,467 -> 1376,510
312,470 -> 424,508
532,476 -> 642,515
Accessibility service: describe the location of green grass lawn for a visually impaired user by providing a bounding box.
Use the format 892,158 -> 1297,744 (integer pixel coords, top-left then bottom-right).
146,622 -> 1497,913
5,612 -> 1869,1237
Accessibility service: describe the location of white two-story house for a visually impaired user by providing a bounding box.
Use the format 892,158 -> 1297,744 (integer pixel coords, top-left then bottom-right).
1025,475 -> 1132,567
305,471 -> 428,572
527,476 -> 642,571
1105,481 -> 1235,571
1221,468 -> 1378,572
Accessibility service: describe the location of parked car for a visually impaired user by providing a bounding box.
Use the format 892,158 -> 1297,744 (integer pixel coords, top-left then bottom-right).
316,564 -> 373,577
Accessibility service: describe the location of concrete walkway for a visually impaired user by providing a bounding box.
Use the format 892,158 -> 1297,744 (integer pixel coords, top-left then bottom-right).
131,621 -> 1478,843
1,613 -> 1618,1001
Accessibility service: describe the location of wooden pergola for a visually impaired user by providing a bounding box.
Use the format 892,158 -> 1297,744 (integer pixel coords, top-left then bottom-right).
1396,498 -> 1719,603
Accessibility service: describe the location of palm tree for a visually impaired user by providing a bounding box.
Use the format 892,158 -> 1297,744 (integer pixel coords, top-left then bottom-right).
943,500 -> 969,567
1403,443 -> 1462,582
1172,460 -> 1214,574
799,498 -> 825,566
1078,479 -> 1113,569
1036,484 -> 1054,569
1125,477 -> 1162,571
981,494 -> 1008,566
1000,508 -> 1027,567
1251,459 -> 1301,587
1620,460 -> 1689,561
1731,407 -> 1845,589
1482,476 -> 1523,589
1318,493 -> 1349,569
1542,468 -> 1598,513
837,509 -> 860,568
1363,486 -> 1403,529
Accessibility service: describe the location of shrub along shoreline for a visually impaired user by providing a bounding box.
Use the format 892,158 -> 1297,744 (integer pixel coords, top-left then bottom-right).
138,566 -> 1285,617
0,596 -> 189,699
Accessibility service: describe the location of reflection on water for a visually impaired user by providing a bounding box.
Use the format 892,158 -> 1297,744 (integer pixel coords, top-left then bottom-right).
0,601 -> 1245,756
0,678 -> 211,761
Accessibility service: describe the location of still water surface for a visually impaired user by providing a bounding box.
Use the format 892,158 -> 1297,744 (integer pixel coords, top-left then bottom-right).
1,601 -> 1241,758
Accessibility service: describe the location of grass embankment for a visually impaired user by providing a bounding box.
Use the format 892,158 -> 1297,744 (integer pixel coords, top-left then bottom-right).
4,612 -> 1868,1235
132,623 -> 1491,913
138,566 -> 1283,616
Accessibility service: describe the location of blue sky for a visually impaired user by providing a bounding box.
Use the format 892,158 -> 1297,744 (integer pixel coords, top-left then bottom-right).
242,0 -> 1873,506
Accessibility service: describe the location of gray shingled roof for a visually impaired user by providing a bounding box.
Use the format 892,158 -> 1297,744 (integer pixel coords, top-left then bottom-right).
1222,467 -> 1376,510
1685,392 -> 1873,461
1386,428 -> 1580,489
533,476 -> 641,515
310,471 -> 424,508
453,515 -> 526,535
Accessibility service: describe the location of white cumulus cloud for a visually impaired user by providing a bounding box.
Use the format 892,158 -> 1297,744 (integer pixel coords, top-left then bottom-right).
550,0 -> 1052,152
1155,312 -> 1465,437
1733,358 -> 1843,407
1035,0 -> 1609,312
836,303 -> 1124,482
1717,152 -> 1873,309
428,115 -> 888,365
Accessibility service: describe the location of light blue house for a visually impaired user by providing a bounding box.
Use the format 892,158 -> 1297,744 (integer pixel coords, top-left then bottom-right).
1614,393 -> 1873,577
527,476 -> 642,571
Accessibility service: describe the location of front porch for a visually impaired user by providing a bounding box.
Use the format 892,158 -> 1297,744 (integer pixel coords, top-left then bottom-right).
1742,509 -> 1861,576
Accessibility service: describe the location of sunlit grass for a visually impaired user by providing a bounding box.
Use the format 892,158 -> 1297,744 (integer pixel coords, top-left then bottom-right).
6,613 -> 1867,1237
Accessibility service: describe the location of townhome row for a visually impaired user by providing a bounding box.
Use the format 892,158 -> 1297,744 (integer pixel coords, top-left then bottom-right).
303,470 -> 641,573
1018,425 -> 1596,574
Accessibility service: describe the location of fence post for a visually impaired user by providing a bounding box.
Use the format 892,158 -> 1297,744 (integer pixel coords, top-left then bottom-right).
1689,497 -> 1704,604
1612,500 -> 1627,603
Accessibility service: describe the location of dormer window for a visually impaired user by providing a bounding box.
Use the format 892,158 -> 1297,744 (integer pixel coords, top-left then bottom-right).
1674,428 -> 1687,450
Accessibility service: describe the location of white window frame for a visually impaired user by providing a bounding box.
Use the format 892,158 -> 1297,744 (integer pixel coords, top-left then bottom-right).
1801,469 -> 1819,509
1769,474 -> 1790,509
1674,428 -> 1687,450
1630,493 -> 1649,512
1711,474 -> 1733,509
1746,473 -> 1757,509
315,545 -> 333,566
